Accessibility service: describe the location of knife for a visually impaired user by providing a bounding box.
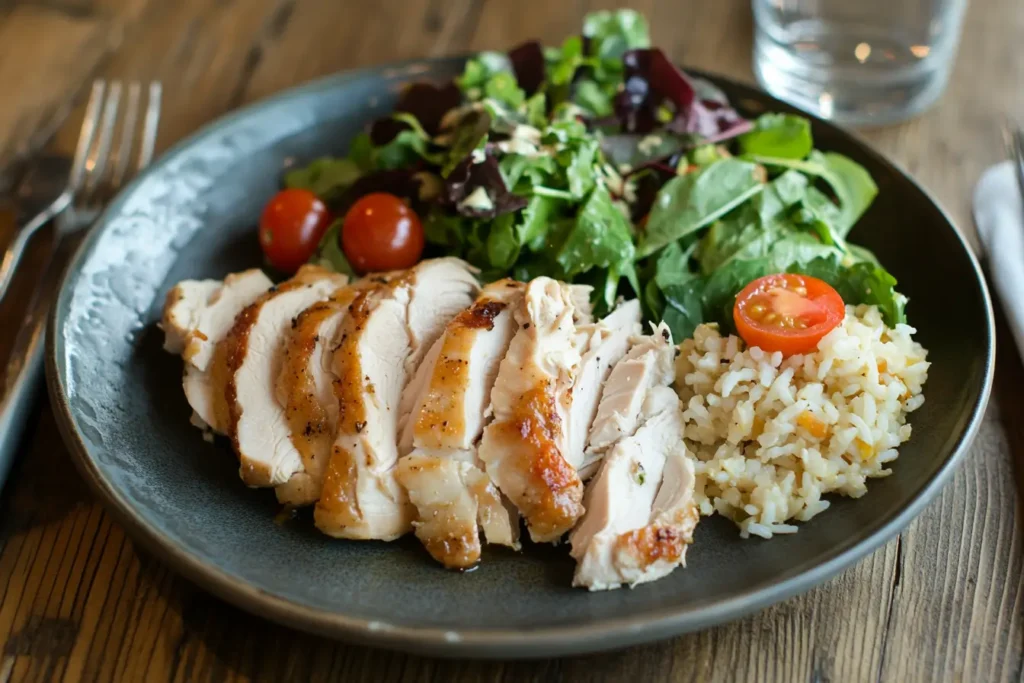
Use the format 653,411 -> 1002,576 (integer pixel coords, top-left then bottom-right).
0,155 -> 72,489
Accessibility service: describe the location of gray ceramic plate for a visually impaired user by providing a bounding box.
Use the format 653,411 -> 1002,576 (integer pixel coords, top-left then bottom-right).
46,57 -> 994,658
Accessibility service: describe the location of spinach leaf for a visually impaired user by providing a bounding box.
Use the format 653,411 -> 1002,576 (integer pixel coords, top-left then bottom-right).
556,184 -> 635,277
751,151 -> 877,236
662,276 -> 705,341
640,158 -> 765,257
284,157 -> 362,201
374,127 -> 442,170
310,219 -> 356,278
791,256 -> 907,325
739,113 -> 813,159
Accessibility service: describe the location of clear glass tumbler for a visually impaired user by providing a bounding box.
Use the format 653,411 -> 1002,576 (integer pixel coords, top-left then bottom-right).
752,0 -> 969,126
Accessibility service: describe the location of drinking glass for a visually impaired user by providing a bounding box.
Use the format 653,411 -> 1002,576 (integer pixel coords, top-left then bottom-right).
752,0 -> 969,126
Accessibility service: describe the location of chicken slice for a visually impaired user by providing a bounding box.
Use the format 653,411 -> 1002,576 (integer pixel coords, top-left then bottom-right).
274,276 -> 393,506
565,300 -> 642,471
315,258 -> 478,541
569,405 -> 699,591
220,265 -> 349,487
160,269 -> 273,434
580,324 -> 676,479
477,277 -> 591,543
395,280 -> 526,569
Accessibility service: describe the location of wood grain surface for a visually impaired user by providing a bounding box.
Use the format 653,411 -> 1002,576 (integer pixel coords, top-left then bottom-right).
0,1 -> 1022,681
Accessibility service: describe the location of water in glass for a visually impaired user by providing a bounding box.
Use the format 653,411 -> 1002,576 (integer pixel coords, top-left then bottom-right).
753,0 -> 968,126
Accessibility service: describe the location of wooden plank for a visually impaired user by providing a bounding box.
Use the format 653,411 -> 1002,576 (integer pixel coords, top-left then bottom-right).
0,4 -> 122,191
0,0 -> 1020,681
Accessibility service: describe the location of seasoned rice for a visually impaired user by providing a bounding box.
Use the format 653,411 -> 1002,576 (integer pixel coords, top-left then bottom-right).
674,305 -> 929,539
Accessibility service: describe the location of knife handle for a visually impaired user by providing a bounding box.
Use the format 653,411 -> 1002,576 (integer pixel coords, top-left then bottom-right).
0,233 -> 77,490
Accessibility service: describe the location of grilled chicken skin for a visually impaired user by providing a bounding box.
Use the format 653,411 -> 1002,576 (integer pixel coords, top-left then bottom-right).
395,280 -> 526,569
569,398 -> 698,591
477,277 -> 592,543
219,265 -> 349,487
274,276 -> 395,506
160,269 -> 273,434
315,258 -> 478,541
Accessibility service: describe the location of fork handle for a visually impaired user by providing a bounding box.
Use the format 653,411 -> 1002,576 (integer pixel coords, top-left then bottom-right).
0,189 -> 73,302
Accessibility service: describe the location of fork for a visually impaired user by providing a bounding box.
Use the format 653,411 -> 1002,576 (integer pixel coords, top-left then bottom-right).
0,79 -> 162,490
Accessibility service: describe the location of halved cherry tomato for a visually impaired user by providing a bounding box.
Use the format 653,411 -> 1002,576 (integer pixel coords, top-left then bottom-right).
259,188 -> 332,272
341,192 -> 424,273
733,273 -> 845,356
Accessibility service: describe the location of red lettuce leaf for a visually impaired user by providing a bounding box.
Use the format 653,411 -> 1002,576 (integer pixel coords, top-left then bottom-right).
508,41 -> 546,96
614,48 -> 750,140
444,154 -> 528,218
370,81 -> 462,145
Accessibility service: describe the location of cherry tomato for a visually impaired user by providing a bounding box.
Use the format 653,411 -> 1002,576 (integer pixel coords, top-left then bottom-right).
341,192 -> 424,273
733,273 -> 845,356
259,189 -> 332,272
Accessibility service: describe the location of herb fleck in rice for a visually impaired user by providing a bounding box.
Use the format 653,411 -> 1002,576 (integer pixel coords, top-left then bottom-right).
674,305 -> 929,539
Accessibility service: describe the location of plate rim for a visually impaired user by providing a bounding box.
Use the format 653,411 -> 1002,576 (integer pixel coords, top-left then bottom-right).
45,56 -> 997,658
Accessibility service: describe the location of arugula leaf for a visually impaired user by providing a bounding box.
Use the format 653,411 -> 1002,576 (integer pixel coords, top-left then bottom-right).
640,158 -> 765,256
739,113 -> 813,159
310,219 -> 356,277
556,184 -> 635,277
284,157 -> 362,201
583,9 -> 651,61
484,72 -> 527,109
499,153 -> 558,191
423,210 -> 470,250
518,194 -> 560,251
457,51 -> 513,100
561,137 -> 599,198
486,213 -> 521,269
573,79 -> 614,117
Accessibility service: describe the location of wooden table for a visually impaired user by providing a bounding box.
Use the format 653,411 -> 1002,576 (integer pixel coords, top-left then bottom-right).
0,1 -> 1021,681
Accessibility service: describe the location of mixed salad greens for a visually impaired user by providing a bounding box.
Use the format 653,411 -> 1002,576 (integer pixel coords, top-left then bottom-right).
283,9 -> 907,340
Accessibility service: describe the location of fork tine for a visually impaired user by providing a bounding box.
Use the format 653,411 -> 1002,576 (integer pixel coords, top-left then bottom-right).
137,82 -> 162,171
110,82 -> 141,191
83,82 -> 122,200
68,81 -> 105,192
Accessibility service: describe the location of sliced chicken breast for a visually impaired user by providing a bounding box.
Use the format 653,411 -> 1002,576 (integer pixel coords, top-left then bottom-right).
395,280 -> 526,569
220,265 -> 349,487
565,300 -> 642,471
160,269 -> 273,434
274,276 -> 393,506
477,277 -> 591,543
569,405 -> 699,591
580,324 -> 676,479
315,258 -> 478,541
